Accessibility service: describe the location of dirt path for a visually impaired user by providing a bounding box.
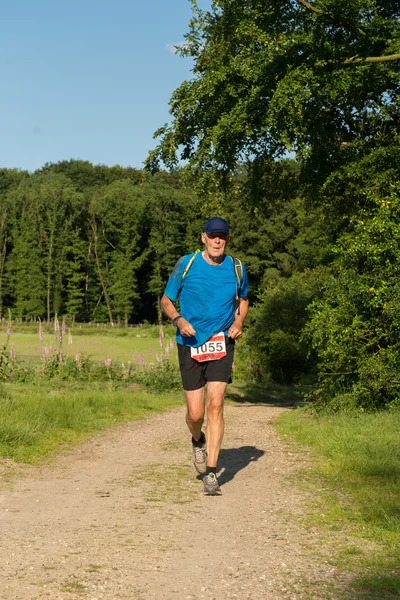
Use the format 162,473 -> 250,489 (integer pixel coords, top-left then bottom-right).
0,403 -> 346,599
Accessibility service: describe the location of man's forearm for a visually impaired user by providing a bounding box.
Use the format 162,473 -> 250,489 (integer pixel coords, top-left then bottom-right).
160,293 -> 196,336
234,298 -> 249,326
160,294 -> 180,322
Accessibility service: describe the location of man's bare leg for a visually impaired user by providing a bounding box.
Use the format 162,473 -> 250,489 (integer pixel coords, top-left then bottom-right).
184,387 -> 208,474
184,387 -> 205,440
205,381 -> 227,468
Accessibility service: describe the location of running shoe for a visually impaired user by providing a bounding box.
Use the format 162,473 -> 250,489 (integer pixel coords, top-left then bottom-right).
203,472 -> 221,495
192,435 -> 207,475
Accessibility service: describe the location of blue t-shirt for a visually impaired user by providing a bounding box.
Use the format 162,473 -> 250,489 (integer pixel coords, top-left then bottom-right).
164,252 -> 248,347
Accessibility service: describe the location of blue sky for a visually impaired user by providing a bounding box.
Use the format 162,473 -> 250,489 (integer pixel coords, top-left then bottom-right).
0,0 -> 207,172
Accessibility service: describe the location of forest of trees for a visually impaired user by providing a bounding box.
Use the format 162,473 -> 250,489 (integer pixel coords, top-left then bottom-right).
1,0 -> 399,411
0,162 -> 205,326
0,158 -> 320,324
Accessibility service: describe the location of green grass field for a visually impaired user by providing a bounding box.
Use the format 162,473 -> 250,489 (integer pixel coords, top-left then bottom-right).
0,324 -> 182,464
276,408 -> 400,599
1,323 -> 178,364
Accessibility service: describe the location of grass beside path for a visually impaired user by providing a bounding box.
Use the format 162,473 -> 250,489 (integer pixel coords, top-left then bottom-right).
0,381 -> 182,464
275,407 -> 400,599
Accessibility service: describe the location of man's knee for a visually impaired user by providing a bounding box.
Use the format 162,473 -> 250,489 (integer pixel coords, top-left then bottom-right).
186,406 -> 205,425
206,396 -> 224,418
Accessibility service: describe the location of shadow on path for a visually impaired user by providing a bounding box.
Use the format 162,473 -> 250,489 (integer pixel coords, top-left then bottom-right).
217,446 -> 265,487
226,383 -> 307,408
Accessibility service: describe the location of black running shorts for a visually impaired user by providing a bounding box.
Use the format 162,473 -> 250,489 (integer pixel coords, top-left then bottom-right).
177,338 -> 235,391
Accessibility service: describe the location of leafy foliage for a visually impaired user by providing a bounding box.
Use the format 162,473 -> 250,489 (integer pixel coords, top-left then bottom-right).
146,0 -> 400,199
305,185 -> 400,409
131,359 -> 182,392
145,0 -> 400,410
245,268 -> 329,383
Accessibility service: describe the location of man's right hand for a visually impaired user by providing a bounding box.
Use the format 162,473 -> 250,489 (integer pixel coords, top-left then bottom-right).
178,318 -> 196,337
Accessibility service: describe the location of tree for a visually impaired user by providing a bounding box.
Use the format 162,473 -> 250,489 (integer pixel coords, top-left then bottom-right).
4,190 -> 47,320
88,180 -> 148,324
0,169 -> 28,317
304,184 -> 400,410
146,0 -> 400,201
63,228 -> 88,322
138,176 -> 203,322
39,160 -> 145,191
0,194 -> 10,319
245,268 -> 328,383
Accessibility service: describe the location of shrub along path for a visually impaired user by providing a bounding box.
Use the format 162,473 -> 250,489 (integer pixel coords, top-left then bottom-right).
0,401 -> 360,599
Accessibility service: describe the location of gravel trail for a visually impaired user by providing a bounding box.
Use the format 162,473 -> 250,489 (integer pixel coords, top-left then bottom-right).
0,402 -> 347,599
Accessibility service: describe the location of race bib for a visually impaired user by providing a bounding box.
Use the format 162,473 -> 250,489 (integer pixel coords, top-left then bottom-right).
190,332 -> 226,363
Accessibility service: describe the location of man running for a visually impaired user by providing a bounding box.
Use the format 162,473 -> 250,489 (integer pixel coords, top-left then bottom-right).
160,217 -> 249,495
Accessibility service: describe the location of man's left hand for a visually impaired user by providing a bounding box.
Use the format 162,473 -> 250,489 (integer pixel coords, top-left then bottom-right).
228,321 -> 243,339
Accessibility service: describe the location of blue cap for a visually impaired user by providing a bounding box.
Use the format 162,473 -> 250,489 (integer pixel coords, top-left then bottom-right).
204,217 -> 229,235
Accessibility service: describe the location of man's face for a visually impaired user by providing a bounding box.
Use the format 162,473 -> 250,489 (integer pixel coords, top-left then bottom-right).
201,231 -> 229,259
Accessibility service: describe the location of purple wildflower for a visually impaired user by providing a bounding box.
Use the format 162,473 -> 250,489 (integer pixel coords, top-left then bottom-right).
49,343 -> 55,352
39,322 -> 43,343
10,348 -> 16,359
59,354 -> 63,363
62,318 -> 67,336
104,358 -> 112,367
6,324 -> 11,338
140,354 -> 145,365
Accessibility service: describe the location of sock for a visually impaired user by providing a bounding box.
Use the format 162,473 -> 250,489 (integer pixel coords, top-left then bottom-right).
206,466 -> 217,475
192,431 -> 205,447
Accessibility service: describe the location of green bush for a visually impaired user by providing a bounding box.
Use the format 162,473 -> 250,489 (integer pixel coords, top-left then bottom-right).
0,345 -> 34,382
132,359 -> 181,392
305,186 -> 400,410
243,269 -> 327,383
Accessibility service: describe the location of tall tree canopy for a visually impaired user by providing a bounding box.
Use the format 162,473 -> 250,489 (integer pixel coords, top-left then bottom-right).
146,0 -> 400,198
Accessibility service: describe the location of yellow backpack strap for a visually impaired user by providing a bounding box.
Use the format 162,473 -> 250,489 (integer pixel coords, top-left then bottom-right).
182,250 -> 200,284
233,257 -> 243,288
232,257 -> 243,315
